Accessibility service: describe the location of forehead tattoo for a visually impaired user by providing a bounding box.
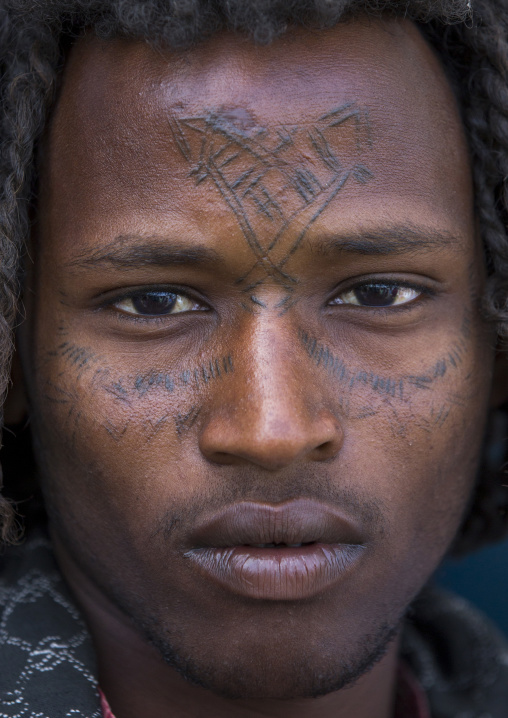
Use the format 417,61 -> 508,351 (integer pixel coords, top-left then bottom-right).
169,102 -> 374,308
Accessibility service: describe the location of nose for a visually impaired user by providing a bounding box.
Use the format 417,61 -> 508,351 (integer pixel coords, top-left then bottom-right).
199,321 -> 343,471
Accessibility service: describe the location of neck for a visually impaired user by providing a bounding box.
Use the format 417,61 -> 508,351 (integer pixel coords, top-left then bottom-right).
54,538 -> 400,718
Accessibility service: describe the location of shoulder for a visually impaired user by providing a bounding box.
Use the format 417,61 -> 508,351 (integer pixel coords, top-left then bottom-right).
0,530 -> 102,718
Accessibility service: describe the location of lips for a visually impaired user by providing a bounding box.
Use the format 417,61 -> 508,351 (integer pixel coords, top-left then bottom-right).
185,499 -> 366,601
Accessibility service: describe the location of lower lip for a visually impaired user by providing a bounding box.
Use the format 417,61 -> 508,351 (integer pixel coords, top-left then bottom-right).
185,543 -> 365,601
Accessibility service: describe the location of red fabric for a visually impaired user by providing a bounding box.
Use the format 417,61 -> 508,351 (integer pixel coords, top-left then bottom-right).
99,689 -> 115,718
394,662 -> 431,718
100,663 -> 430,718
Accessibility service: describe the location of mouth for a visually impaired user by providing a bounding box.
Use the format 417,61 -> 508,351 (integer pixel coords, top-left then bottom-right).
185,499 -> 367,601
248,542 -> 311,548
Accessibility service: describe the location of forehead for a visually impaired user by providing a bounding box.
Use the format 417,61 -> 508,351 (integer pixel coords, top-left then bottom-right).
43,19 -> 473,255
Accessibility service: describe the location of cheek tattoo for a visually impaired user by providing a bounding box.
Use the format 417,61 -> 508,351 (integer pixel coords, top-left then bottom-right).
169,103 -> 374,309
131,355 -> 234,398
299,329 -> 405,400
44,341 -> 99,379
41,344 -> 235,443
299,311 -> 472,411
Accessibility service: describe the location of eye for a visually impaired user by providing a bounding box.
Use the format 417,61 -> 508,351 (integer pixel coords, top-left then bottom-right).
114,291 -> 202,317
332,282 -> 421,308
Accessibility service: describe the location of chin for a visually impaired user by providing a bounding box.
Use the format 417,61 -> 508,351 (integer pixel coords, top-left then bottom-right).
140,614 -> 400,700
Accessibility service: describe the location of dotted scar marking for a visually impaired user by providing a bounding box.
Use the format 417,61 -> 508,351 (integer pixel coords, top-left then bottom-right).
169,103 -> 374,308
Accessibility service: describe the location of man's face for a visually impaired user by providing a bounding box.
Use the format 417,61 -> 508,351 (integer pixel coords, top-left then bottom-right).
22,18 -> 494,699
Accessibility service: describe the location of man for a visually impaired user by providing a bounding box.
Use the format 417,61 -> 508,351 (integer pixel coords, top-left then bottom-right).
1,1 -> 508,717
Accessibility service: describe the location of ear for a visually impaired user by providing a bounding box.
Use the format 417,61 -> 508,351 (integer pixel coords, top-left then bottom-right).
490,342 -> 508,409
4,346 -> 28,425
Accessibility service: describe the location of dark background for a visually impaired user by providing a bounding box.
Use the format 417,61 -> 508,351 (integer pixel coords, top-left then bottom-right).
437,538 -> 508,636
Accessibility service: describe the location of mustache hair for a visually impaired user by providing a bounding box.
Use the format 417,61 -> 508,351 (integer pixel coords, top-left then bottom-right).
151,467 -> 387,542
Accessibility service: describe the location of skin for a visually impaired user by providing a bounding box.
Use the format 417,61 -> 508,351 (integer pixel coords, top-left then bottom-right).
17,16 -> 498,718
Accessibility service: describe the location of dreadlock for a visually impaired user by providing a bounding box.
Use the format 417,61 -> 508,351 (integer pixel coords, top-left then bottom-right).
0,0 -> 507,553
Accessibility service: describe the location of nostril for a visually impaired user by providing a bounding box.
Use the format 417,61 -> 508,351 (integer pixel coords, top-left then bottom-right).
203,451 -> 245,467
312,435 -> 343,461
200,410 -> 343,470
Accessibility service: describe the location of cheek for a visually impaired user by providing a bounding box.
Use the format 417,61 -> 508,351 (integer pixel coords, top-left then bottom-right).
337,343 -> 492,562
29,344 -> 232,530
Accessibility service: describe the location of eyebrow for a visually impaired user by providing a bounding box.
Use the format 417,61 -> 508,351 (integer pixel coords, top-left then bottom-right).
66,235 -> 222,271
313,224 -> 463,257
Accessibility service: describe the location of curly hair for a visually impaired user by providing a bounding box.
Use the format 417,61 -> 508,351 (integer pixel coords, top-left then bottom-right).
0,0 -> 508,553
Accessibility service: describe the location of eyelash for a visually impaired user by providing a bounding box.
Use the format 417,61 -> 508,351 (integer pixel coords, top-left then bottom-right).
102,286 -> 208,324
102,278 -> 434,325
113,311 -> 178,326
329,279 -> 435,311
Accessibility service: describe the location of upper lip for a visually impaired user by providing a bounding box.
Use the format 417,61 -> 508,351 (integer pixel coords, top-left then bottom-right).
188,498 -> 365,548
